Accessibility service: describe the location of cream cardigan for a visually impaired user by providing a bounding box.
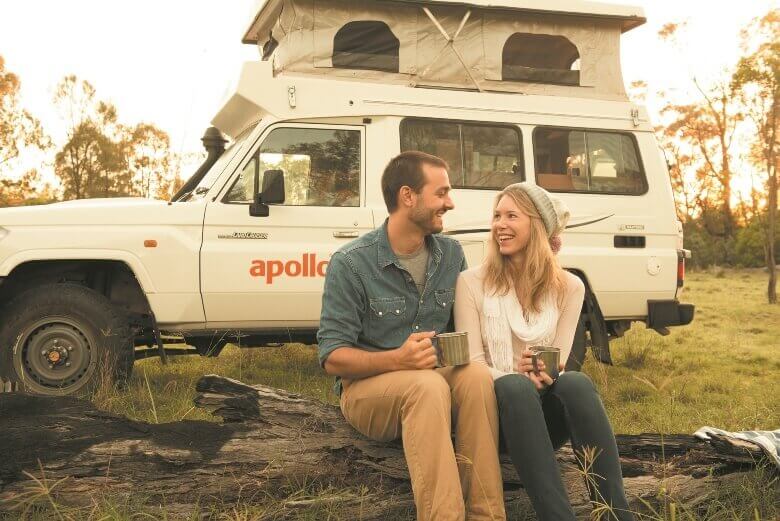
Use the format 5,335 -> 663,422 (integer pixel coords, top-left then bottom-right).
454,266 -> 586,380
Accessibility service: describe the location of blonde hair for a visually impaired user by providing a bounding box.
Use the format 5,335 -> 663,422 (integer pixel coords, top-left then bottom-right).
483,185 -> 568,313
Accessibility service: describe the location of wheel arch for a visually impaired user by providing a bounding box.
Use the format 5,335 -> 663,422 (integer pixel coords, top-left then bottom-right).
0,258 -> 153,320
0,250 -> 155,292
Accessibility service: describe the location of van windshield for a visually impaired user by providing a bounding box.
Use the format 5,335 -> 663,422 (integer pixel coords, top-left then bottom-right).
183,125 -> 256,201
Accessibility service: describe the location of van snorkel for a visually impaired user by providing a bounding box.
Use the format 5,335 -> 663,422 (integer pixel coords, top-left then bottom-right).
171,127 -> 227,202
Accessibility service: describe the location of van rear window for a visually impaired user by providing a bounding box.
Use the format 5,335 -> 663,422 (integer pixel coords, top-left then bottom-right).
400,119 -> 524,190
533,127 -> 647,195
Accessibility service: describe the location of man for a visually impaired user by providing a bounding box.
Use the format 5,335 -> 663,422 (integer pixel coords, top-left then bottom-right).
317,151 -> 505,521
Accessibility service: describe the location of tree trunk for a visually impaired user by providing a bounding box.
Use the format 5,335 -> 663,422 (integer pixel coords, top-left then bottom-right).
767,166 -> 777,304
0,376 -> 772,519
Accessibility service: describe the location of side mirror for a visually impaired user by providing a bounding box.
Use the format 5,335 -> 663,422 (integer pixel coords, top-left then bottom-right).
261,169 -> 285,204
249,169 -> 286,217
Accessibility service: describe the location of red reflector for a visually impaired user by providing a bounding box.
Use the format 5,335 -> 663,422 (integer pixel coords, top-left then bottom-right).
677,257 -> 685,287
144,240 -> 158,248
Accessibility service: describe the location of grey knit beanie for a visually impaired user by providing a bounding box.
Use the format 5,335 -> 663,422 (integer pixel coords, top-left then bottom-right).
509,182 -> 570,238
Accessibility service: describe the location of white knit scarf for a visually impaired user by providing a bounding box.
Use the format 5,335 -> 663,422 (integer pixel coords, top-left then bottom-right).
482,289 -> 559,374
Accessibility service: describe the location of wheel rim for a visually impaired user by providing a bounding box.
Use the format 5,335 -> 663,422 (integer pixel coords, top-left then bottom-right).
17,317 -> 95,393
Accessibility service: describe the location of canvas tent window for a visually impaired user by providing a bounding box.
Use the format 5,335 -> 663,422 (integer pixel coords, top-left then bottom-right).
332,21 -> 400,73
502,33 -> 581,86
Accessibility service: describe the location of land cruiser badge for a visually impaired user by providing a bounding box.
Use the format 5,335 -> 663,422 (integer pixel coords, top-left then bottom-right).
218,232 -> 269,240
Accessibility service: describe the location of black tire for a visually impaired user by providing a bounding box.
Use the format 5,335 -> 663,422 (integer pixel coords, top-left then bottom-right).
565,315 -> 587,372
0,283 -> 134,396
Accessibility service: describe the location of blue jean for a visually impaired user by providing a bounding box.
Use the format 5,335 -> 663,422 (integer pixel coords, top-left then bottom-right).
495,372 -> 634,521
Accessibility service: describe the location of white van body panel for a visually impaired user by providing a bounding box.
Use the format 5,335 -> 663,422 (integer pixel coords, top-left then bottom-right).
0,200 -> 207,324
213,61 -> 651,139
200,123 -> 375,328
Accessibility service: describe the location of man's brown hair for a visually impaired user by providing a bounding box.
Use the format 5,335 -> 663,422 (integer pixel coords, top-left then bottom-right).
381,151 -> 449,213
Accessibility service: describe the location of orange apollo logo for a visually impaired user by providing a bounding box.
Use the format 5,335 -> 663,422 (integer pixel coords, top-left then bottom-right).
249,253 -> 329,284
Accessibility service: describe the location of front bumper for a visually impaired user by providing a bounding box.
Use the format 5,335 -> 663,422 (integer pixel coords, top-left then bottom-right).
647,299 -> 695,335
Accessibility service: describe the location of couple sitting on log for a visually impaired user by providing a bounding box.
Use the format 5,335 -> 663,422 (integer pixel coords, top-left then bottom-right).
317,151 -> 633,521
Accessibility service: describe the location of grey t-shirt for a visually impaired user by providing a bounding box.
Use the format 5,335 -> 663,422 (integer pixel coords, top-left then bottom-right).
396,244 -> 429,294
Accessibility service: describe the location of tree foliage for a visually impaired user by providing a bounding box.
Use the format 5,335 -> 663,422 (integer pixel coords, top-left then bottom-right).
128,123 -> 171,198
53,76 -> 129,199
661,81 -> 743,238
654,10 -> 779,303
732,9 -> 779,302
0,169 -> 57,207
0,56 -> 48,173
52,75 -> 177,200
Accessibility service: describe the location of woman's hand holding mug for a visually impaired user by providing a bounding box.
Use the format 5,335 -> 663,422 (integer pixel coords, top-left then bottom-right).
517,349 -> 563,390
517,349 -> 536,374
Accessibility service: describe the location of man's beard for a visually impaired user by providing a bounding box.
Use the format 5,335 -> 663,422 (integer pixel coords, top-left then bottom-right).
410,202 -> 444,234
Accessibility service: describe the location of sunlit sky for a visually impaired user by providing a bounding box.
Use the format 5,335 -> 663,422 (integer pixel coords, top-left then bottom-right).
0,0 -> 777,195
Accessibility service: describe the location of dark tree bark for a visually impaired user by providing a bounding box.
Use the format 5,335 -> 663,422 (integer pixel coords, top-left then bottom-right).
0,375 -> 771,519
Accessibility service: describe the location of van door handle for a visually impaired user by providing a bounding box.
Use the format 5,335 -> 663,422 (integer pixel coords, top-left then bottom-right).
333,231 -> 359,239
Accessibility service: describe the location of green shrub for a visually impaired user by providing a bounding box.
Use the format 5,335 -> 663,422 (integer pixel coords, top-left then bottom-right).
734,212 -> 780,268
683,220 -> 736,268
682,210 -> 779,269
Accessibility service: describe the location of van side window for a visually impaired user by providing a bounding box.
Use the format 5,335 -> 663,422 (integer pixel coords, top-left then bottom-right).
400,119 -> 524,189
333,21 -> 400,73
533,127 -> 647,195
502,34 -> 580,86
224,127 -> 361,207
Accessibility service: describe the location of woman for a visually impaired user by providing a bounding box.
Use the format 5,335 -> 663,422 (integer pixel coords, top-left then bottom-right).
454,183 -> 634,521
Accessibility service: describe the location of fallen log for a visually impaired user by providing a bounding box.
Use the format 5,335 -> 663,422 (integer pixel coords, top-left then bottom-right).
0,375 -> 772,519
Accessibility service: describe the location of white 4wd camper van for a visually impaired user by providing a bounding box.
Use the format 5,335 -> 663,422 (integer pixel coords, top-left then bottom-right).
0,0 -> 694,396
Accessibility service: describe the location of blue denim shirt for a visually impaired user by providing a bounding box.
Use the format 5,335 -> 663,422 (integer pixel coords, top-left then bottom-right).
317,220 -> 467,394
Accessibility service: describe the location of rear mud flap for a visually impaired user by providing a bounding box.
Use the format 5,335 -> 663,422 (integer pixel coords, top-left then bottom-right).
584,287 -> 612,365
565,316 -> 587,371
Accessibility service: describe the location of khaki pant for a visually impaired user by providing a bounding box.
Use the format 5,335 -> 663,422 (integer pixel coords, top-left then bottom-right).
340,363 -> 505,521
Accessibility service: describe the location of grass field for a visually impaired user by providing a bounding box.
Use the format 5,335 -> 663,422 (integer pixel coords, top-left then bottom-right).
94,267 -> 780,433
5,268 -> 779,520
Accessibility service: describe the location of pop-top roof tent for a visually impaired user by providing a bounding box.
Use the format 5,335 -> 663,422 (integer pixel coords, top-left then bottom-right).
241,0 -> 646,100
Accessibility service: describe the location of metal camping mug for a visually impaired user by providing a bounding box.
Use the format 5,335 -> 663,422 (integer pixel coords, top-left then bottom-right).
432,332 -> 470,367
531,347 -> 561,379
